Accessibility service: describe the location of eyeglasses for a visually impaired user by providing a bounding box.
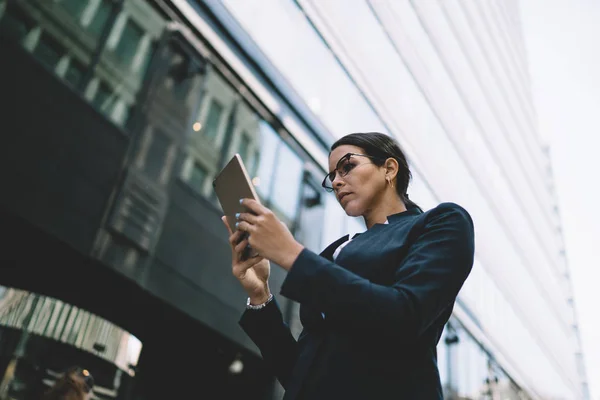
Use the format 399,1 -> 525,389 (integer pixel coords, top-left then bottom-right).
321,153 -> 383,192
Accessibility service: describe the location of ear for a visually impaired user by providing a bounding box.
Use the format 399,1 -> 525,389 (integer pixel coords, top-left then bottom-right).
384,157 -> 399,181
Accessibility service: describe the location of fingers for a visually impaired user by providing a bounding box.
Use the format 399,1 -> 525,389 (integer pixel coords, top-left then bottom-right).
236,212 -> 259,225
240,198 -> 269,216
235,220 -> 254,234
234,237 -> 249,253
224,213 -> 258,236
224,214 -> 265,271
228,229 -> 244,247
233,255 -> 265,277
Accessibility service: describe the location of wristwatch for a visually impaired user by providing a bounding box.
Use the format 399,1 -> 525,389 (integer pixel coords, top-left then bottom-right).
246,294 -> 274,310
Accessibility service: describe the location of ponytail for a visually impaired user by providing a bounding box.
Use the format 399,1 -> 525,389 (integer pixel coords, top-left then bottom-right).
402,193 -> 422,213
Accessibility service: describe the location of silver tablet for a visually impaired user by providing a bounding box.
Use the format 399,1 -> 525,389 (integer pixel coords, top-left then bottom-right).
213,154 -> 260,259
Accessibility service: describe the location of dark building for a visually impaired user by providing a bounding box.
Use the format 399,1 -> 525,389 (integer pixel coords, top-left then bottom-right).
0,0 -> 331,398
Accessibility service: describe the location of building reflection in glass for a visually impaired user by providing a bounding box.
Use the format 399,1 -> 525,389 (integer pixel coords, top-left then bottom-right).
0,286 -> 142,400
439,319 -> 530,400
0,0 -> 163,128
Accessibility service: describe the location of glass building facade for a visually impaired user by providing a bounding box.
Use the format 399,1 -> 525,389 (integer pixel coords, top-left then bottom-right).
0,0 -> 589,399
208,0 -> 589,398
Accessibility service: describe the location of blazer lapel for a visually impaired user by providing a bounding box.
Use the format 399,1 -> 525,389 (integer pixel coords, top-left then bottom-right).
285,236 -> 350,400
298,234 -> 349,329
319,234 -> 349,261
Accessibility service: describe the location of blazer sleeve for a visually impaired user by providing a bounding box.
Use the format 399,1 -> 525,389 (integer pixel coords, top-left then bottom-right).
279,203 -> 475,342
239,297 -> 298,388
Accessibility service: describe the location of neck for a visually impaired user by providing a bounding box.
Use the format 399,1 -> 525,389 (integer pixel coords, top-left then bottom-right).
363,195 -> 407,229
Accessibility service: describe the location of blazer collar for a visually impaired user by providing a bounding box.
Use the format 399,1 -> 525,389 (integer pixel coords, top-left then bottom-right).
319,234 -> 350,261
387,207 -> 422,223
318,208 -> 421,261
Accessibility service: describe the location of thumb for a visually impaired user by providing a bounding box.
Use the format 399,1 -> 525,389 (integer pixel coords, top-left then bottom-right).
221,216 -> 234,235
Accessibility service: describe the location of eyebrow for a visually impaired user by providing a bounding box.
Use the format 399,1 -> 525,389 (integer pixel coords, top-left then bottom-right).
329,153 -> 350,172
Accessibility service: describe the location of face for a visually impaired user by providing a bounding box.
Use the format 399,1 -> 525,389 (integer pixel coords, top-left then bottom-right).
327,145 -> 387,217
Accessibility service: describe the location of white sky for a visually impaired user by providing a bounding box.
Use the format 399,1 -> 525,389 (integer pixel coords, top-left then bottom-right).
520,0 -> 600,398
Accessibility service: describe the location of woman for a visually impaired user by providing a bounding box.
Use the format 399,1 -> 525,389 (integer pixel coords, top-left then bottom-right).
222,132 -> 474,399
41,366 -> 94,400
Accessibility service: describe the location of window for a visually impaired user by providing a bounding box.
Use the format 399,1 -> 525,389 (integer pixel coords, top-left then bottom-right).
254,122 -> 280,200
87,0 -> 112,37
114,19 -> 144,66
270,141 -> 303,222
180,68 -> 312,229
138,40 -> 156,78
250,149 -> 260,177
295,182 -> 324,250
203,99 -> 224,140
144,130 -> 171,181
231,121 -> 304,225
33,33 -> 63,71
189,163 -> 207,195
92,81 -> 113,112
60,0 -> 89,21
121,104 -> 133,128
64,59 -> 86,88
238,132 -> 251,161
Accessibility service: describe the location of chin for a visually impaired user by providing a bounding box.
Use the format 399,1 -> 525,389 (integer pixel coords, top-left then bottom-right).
341,200 -> 364,217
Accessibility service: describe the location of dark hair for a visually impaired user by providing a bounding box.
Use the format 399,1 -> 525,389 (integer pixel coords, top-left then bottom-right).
331,132 -> 422,211
42,366 -> 94,400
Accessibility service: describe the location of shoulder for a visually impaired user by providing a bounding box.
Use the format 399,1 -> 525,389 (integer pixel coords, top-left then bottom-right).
427,202 -> 472,220
419,202 -> 474,231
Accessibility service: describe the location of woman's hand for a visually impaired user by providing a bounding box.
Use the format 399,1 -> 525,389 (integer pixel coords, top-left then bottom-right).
235,199 -> 305,271
222,216 -> 271,304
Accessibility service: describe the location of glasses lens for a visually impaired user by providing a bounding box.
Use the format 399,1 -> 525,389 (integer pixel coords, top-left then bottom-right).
322,173 -> 334,191
322,153 -> 353,191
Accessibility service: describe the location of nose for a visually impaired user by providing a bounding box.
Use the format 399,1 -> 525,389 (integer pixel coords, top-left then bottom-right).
331,173 -> 344,190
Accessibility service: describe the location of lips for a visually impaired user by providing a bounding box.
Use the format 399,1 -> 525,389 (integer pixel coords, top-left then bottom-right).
338,192 -> 352,202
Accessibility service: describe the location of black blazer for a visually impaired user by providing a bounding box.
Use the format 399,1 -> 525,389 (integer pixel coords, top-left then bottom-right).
240,203 -> 475,400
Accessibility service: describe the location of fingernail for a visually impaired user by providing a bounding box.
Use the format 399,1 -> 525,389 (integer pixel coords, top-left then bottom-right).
239,198 -> 243,204
235,222 -> 239,228
235,213 -> 240,219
